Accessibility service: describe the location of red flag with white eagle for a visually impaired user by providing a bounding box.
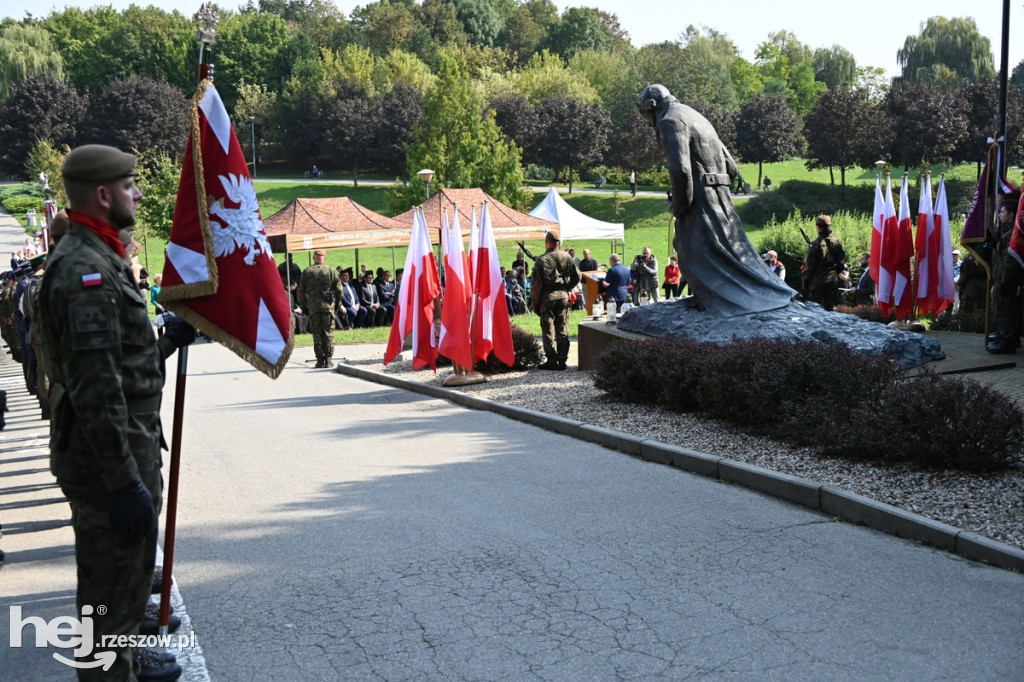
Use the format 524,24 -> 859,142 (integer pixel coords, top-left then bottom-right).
384,207 -> 441,370
438,208 -> 473,369
470,203 -> 515,366
159,80 -> 293,378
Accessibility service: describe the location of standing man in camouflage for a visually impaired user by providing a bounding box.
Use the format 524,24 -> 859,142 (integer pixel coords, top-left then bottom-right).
297,249 -> 341,368
802,215 -> 846,311
38,144 -> 194,681
530,230 -> 581,370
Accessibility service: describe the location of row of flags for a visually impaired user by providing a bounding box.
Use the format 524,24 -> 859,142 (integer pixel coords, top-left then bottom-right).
870,173 -> 955,320
155,79 -> 517,379
383,202 -> 516,371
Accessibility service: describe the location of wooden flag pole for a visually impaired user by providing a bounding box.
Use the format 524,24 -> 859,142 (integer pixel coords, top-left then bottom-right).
159,3 -> 219,636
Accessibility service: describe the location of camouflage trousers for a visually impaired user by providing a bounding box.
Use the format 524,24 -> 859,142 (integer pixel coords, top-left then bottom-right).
59,411 -> 163,681
539,297 -> 570,363
309,310 -> 335,363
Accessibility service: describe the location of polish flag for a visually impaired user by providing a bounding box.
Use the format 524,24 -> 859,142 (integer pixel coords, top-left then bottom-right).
869,176 -> 884,287
890,177 -> 916,319
470,203 -> 515,367
384,207 -> 441,370
875,176 -> 897,316
437,208 -> 473,369
914,176 -> 938,315
931,178 -> 955,313
160,80 -> 292,378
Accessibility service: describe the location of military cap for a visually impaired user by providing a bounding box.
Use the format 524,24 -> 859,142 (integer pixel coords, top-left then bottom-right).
815,215 -> 832,229
62,144 -> 136,182
29,253 -> 47,270
313,249 -> 327,257
545,229 -> 561,243
16,262 -> 32,275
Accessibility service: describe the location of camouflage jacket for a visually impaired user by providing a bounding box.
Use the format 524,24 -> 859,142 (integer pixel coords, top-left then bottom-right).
297,263 -> 341,312
530,247 -> 582,309
38,222 -> 173,492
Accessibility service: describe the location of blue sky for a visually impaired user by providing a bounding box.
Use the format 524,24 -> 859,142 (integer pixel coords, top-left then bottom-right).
4,0 -> 1022,79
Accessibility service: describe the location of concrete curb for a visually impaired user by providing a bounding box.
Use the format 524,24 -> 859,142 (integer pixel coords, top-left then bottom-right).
334,362 -> 1024,573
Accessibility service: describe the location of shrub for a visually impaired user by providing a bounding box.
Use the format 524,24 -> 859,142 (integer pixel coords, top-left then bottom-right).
473,324 -> 543,373
1,194 -> 42,216
929,309 -> 987,333
834,304 -> 889,323
594,337 -> 687,405
592,335 -> 1021,471
829,371 -> 1024,471
524,164 -> 554,182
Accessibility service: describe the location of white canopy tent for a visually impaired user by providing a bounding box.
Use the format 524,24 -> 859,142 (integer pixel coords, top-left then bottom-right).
528,187 -> 625,242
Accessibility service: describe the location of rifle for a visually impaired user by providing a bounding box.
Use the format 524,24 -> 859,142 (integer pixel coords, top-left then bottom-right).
799,227 -> 812,245
516,241 -> 538,261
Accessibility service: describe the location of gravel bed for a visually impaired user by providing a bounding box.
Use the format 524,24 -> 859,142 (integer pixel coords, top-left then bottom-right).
355,356 -> 1024,553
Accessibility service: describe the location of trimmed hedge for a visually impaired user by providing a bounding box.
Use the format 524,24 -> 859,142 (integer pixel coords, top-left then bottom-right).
594,337 -> 1023,472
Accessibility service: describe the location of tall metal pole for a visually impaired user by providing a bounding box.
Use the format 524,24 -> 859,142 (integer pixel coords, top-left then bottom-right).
997,0 -> 1010,178
250,116 -> 257,178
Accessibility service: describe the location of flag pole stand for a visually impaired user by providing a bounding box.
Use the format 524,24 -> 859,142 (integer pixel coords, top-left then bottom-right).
443,363 -> 485,386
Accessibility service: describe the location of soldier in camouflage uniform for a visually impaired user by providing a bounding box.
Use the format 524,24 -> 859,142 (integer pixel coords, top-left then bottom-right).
802,215 -> 846,312
297,248 -> 342,368
530,230 -> 581,370
0,273 -> 19,363
37,145 -> 194,682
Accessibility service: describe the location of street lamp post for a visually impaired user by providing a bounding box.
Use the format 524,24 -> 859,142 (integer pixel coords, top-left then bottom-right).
416,168 -> 434,200
250,116 -> 257,178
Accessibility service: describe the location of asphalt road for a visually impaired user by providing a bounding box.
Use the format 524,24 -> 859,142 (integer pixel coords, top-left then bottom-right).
2,208 -> 1024,680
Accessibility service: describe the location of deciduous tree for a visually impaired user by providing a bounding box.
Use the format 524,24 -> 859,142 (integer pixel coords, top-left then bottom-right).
882,79 -> 968,169
735,93 -> 801,187
804,87 -> 890,186
77,77 -> 190,158
534,96 -> 611,193
0,73 -> 87,177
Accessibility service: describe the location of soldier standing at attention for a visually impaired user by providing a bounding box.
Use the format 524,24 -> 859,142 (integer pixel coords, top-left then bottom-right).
530,230 -> 581,370
802,215 -> 846,311
37,144 -> 195,681
297,249 -> 342,368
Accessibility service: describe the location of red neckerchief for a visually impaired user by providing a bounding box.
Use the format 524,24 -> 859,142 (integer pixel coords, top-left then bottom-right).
69,211 -> 125,258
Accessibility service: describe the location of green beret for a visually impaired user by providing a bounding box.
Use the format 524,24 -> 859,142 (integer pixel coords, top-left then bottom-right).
62,144 -> 136,182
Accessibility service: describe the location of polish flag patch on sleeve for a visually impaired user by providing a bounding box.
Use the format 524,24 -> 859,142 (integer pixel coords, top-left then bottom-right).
81,273 -> 103,287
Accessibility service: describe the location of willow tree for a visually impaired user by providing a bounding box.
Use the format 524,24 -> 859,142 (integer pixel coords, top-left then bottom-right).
0,23 -> 64,100
897,16 -> 995,84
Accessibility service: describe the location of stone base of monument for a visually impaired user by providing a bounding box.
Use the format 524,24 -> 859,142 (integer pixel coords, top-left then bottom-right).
578,299 -> 956,371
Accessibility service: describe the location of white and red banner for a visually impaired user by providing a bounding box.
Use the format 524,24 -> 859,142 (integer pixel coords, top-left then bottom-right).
470,203 -> 515,366
875,176 -> 897,316
869,175 -> 883,288
891,177 -> 916,319
160,80 -> 292,378
437,208 -> 472,369
915,176 -> 954,317
384,207 -> 441,370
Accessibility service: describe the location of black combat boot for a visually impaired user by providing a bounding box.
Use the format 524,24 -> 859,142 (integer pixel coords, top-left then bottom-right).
137,647 -> 182,682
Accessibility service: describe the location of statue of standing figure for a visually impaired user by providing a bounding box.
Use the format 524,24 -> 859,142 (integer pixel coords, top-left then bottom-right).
638,84 -> 796,317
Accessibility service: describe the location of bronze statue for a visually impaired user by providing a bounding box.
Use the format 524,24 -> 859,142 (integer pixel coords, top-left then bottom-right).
638,84 -> 795,317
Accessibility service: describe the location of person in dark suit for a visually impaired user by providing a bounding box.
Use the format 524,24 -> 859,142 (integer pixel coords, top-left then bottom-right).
375,270 -> 396,325
339,269 -> 368,328
358,271 -> 387,327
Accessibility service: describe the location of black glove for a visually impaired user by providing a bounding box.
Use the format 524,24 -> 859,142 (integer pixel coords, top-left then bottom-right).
112,479 -> 155,542
163,316 -> 196,348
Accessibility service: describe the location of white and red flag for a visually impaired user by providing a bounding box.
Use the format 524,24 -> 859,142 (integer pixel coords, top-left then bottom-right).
915,176 -> 955,317
1009,191 -> 1024,269
890,177 -> 916,319
384,207 -> 441,370
438,208 -> 473,369
470,203 -> 515,367
160,80 -> 292,378
875,176 -> 897,315
931,178 -> 955,313
869,175 -> 883,288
